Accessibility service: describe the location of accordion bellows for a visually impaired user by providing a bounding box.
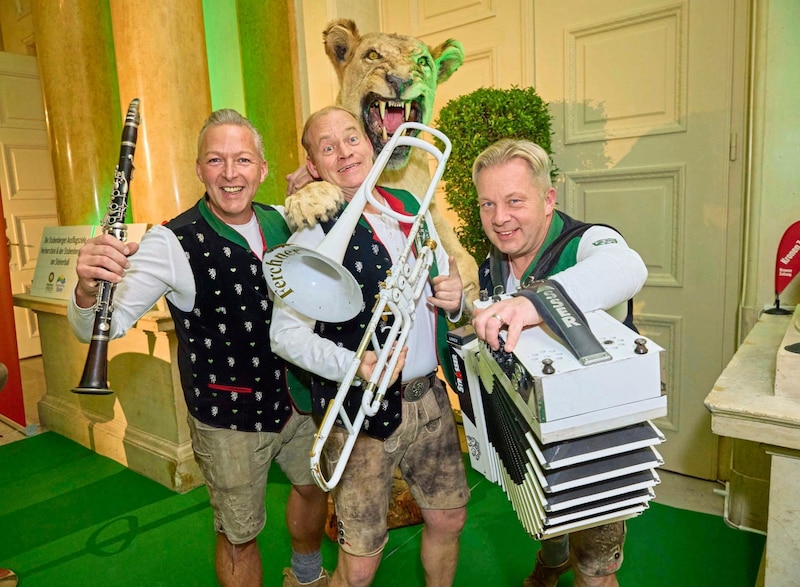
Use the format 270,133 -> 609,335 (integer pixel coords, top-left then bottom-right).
448,307 -> 667,540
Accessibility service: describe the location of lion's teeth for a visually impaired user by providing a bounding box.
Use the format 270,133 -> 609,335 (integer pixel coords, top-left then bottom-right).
404,102 -> 411,120
382,126 -> 388,141
379,101 -> 386,120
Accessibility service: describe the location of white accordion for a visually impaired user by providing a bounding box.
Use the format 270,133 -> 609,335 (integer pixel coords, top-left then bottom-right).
447,294 -> 667,540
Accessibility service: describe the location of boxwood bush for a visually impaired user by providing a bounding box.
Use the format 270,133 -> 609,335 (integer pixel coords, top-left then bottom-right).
434,86 -> 554,263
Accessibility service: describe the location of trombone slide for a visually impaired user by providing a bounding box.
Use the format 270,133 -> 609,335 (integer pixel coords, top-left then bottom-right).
308,122 -> 451,492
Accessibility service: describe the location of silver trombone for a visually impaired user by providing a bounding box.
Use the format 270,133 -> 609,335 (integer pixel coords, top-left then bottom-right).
263,122 -> 451,491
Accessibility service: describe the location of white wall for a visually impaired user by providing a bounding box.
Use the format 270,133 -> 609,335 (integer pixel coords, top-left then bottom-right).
743,0 -> 800,327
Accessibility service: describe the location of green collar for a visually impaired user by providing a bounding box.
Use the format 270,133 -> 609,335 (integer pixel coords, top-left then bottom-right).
197,196 -> 290,250
521,212 -> 564,283
198,197 -> 252,250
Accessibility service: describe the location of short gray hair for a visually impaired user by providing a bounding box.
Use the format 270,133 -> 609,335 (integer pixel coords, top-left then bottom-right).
197,109 -> 265,161
472,138 -> 553,197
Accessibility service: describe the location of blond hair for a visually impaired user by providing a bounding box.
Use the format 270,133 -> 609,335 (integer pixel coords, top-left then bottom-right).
472,138 -> 553,197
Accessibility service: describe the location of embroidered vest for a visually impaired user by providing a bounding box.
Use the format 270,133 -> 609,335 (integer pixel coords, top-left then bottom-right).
165,198 -> 297,432
311,186 -> 458,440
312,201 -> 402,440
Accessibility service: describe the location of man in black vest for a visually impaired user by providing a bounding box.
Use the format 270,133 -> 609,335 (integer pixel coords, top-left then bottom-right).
271,106 -> 470,587
69,110 -> 330,587
469,139 -> 647,587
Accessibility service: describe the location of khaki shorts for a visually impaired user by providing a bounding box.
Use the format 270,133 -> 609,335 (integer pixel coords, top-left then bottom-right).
188,411 -> 316,544
323,379 -> 470,556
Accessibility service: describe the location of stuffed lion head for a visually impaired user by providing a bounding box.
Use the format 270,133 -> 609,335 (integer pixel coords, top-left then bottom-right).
323,19 -> 464,170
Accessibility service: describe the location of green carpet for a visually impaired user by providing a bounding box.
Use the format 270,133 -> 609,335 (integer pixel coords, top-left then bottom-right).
0,432 -> 764,586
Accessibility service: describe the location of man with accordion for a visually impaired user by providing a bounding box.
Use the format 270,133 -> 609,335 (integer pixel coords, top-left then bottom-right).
469,139 -> 648,587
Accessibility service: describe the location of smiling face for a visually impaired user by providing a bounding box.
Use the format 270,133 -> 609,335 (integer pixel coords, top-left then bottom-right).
304,109 -> 375,200
476,158 -> 557,274
196,123 -> 268,225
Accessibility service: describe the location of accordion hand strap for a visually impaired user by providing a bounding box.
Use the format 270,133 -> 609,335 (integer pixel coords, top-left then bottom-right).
513,280 -> 611,366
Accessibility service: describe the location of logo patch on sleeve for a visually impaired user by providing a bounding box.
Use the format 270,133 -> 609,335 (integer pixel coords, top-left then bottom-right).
592,238 -> 619,246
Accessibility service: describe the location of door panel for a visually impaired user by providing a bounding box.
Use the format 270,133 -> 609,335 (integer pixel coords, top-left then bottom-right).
0,52 -> 58,359
535,0 -> 741,479
382,0 -> 745,479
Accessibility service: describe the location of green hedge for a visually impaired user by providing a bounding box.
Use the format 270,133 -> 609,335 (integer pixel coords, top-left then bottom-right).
435,86 -> 554,262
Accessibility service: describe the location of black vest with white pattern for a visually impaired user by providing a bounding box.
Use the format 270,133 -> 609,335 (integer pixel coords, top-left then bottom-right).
165,201 -> 293,432
312,210 -> 403,441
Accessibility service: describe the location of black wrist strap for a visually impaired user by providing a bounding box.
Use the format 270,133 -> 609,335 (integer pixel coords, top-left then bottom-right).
513,279 -> 611,366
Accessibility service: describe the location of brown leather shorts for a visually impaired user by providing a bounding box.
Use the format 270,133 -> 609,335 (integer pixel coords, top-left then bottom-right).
323,379 -> 470,556
570,521 -> 627,576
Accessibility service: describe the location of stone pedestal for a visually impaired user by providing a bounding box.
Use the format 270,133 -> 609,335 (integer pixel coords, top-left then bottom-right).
705,306 -> 800,586
13,294 -> 202,493
775,311 -> 800,398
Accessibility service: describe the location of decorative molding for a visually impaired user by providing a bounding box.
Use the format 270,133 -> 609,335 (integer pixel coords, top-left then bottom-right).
564,2 -> 687,144
521,0 -> 534,86
564,164 -> 685,287
0,76 -> 45,129
13,211 -> 55,269
2,143 -> 54,199
15,0 -> 31,20
409,0 -> 496,37
461,46 -> 497,86
37,393 -> 202,493
636,313 -> 681,433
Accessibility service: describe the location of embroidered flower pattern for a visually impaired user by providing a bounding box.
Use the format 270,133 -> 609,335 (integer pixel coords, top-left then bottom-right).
170,209 -> 294,434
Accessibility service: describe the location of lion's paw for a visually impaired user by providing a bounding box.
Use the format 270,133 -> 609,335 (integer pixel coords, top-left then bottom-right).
285,182 -> 344,230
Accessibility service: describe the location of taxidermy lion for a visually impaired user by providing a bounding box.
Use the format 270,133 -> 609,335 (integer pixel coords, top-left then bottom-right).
286,19 -> 480,307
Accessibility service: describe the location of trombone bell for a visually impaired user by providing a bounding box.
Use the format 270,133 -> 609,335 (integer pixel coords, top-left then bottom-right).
263,242 -> 363,323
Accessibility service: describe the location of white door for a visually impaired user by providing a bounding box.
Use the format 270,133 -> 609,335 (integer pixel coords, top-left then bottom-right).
381,0 -> 747,479
0,51 -> 58,358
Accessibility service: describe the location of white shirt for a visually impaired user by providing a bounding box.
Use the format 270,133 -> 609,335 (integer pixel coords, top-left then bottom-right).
501,225 -> 647,321
68,206 -> 285,342
270,210 -> 456,384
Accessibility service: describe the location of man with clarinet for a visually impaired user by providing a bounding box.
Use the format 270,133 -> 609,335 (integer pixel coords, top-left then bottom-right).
68,108 -> 331,587
469,139 -> 648,587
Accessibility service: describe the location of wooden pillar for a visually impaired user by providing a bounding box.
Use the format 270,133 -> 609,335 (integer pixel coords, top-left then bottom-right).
109,0 -> 212,224
31,0 -> 121,226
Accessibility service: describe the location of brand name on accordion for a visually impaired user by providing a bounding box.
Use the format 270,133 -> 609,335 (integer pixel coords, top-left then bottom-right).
542,289 -> 580,328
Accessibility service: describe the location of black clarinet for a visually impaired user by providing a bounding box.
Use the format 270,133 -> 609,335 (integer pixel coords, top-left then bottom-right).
73,98 -> 141,395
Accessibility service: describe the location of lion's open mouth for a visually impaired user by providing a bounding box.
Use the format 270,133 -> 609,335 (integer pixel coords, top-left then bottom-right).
363,94 -> 423,144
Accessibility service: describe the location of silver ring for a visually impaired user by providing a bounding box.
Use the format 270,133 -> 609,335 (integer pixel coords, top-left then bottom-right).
492,313 -> 504,325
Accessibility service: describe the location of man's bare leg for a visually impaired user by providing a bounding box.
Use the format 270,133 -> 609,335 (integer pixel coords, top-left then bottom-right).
420,507 -> 467,587
287,484 -> 328,553
216,534 -> 261,587
330,550 -> 382,587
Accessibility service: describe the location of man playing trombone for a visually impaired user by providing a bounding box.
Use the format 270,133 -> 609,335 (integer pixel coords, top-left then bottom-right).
270,106 -> 470,587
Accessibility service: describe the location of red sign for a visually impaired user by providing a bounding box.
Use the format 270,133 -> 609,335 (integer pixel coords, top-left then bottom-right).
775,220 -> 800,295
